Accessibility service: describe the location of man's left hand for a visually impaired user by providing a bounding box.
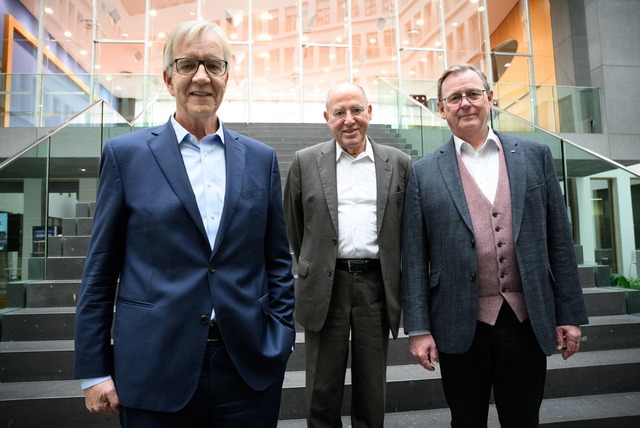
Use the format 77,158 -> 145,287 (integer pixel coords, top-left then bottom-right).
556,325 -> 582,360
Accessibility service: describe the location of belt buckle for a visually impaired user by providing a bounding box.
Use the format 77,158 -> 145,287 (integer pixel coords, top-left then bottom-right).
347,259 -> 366,273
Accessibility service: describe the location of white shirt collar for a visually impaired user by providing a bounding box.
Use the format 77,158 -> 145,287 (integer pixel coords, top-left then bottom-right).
453,127 -> 501,156
170,114 -> 225,145
335,137 -> 375,162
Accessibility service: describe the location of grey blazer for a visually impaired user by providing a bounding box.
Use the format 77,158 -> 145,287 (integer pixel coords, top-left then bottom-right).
401,132 -> 588,356
284,138 -> 412,338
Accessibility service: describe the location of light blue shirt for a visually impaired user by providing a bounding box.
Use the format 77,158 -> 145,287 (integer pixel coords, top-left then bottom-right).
81,115 -> 227,390
172,116 -> 227,250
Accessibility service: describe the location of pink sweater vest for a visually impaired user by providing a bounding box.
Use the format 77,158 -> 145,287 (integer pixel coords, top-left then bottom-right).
457,146 -> 528,325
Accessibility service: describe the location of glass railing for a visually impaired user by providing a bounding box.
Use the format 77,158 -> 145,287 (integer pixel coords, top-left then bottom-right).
378,77 -> 603,137
0,80 -> 637,312
378,77 -> 639,300
0,101 -> 132,310
492,108 -> 639,301
0,73 -> 167,128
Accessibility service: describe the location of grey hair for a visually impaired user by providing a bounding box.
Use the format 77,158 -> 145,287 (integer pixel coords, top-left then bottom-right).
162,20 -> 231,74
437,63 -> 491,101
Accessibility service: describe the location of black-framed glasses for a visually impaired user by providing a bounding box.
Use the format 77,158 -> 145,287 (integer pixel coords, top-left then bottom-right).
441,89 -> 486,107
172,58 -> 228,76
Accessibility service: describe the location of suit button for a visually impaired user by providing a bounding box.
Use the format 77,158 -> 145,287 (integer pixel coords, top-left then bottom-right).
469,240 -> 476,247
332,239 -> 337,245
469,273 -> 476,281
209,264 -> 216,273
200,315 -> 209,325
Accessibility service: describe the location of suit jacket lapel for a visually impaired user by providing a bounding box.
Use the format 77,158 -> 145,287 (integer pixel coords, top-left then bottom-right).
438,138 -> 474,233
317,140 -> 339,235
147,120 -> 208,240
496,132 -> 526,240
212,126 -> 246,254
372,139 -> 392,234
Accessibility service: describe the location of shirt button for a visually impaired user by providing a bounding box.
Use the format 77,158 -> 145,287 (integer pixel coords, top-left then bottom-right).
492,212 -> 499,217
495,226 -> 501,232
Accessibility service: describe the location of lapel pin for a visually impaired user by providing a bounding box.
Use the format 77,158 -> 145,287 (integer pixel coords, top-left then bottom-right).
511,150 -> 516,153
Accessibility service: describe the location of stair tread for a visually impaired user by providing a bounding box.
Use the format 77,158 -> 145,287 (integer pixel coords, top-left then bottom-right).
283,346 -> 640,387
276,391 -> 640,427
0,340 -> 74,352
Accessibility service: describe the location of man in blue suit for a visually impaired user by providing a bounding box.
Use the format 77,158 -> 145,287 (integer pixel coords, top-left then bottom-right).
74,20 -> 295,427
401,63 -> 588,427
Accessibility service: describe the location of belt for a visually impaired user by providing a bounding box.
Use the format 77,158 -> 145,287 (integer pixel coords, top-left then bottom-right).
207,321 -> 223,343
335,258 -> 380,273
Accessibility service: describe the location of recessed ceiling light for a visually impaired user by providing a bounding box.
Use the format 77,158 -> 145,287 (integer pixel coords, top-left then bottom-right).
64,31 -> 72,37
44,7 -> 53,14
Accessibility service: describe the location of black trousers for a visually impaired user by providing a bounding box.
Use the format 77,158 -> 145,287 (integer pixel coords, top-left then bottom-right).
439,303 -> 547,428
119,341 -> 284,428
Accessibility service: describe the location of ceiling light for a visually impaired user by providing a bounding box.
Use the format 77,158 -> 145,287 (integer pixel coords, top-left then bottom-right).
64,31 -> 72,37
416,19 -> 424,25
149,10 -> 157,16
80,50 -> 88,55
369,38 -> 377,44
44,7 -> 53,14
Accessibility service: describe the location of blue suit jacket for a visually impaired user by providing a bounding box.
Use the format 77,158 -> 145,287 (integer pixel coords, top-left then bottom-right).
74,120 -> 295,412
401,132 -> 588,356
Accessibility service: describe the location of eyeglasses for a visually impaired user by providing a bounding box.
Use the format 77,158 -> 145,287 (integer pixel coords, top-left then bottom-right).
172,58 -> 228,77
441,89 -> 486,107
331,106 -> 366,119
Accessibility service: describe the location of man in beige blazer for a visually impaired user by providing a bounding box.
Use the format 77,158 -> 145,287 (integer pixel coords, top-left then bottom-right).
284,82 -> 412,427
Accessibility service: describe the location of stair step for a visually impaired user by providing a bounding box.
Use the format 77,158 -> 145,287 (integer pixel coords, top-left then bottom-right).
582,287 -> 628,316
26,280 -> 82,308
2,349 -> 638,425
278,348 -> 640,419
277,392 -> 640,427
1,307 -> 76,341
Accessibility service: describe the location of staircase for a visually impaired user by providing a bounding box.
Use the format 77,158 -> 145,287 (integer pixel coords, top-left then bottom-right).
1,124 -> 639,427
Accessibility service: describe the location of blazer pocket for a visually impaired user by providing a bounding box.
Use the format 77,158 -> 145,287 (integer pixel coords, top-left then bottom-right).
388,190 -> 405,202
259,293 -> 270,315
117,296 -> 154,308
429,270 -> 440,289
242,187 -> 267,199
297,257 -> 310,278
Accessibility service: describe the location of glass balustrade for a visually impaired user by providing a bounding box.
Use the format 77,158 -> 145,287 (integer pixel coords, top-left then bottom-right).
0,79 -> 635,312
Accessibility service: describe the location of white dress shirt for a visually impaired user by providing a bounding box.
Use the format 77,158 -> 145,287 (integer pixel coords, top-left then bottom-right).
335,139 -> 378,259
453,127 -> 501,204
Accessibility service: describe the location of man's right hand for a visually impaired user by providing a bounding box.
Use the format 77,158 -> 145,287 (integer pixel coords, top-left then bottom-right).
409,334 -> 439,371
84,379 -> 120,414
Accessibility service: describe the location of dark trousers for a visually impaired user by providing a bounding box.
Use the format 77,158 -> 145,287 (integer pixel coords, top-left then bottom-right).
439,303 -> 547,428
119,341 -> 284,428
304,267 -> 389,428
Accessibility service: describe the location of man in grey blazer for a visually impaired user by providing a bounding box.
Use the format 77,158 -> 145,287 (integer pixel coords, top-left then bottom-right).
402,64 -> 588,427
284,82 -> 411,427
